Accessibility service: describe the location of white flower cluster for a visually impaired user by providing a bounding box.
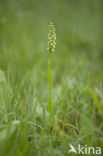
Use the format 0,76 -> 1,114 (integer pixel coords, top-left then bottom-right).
47,21 -> 56,52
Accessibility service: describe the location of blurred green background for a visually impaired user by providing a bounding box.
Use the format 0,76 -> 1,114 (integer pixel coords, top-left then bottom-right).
0,0 -> 103,80
0,0 -> 103,156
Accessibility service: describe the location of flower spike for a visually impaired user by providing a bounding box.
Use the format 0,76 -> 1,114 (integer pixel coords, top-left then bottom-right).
47,21 -> 56,52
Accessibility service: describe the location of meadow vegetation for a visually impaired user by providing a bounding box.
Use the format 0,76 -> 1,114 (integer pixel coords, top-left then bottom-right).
0,0 -> 103,155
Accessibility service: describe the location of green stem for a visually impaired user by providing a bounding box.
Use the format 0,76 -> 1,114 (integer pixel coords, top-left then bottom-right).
48,51 -> 53,115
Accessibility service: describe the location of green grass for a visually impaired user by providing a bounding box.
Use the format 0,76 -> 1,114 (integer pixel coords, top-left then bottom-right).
0,0 -> 103,155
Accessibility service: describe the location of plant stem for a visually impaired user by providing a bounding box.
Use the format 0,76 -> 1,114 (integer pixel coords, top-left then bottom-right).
48,50 -> 53,115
